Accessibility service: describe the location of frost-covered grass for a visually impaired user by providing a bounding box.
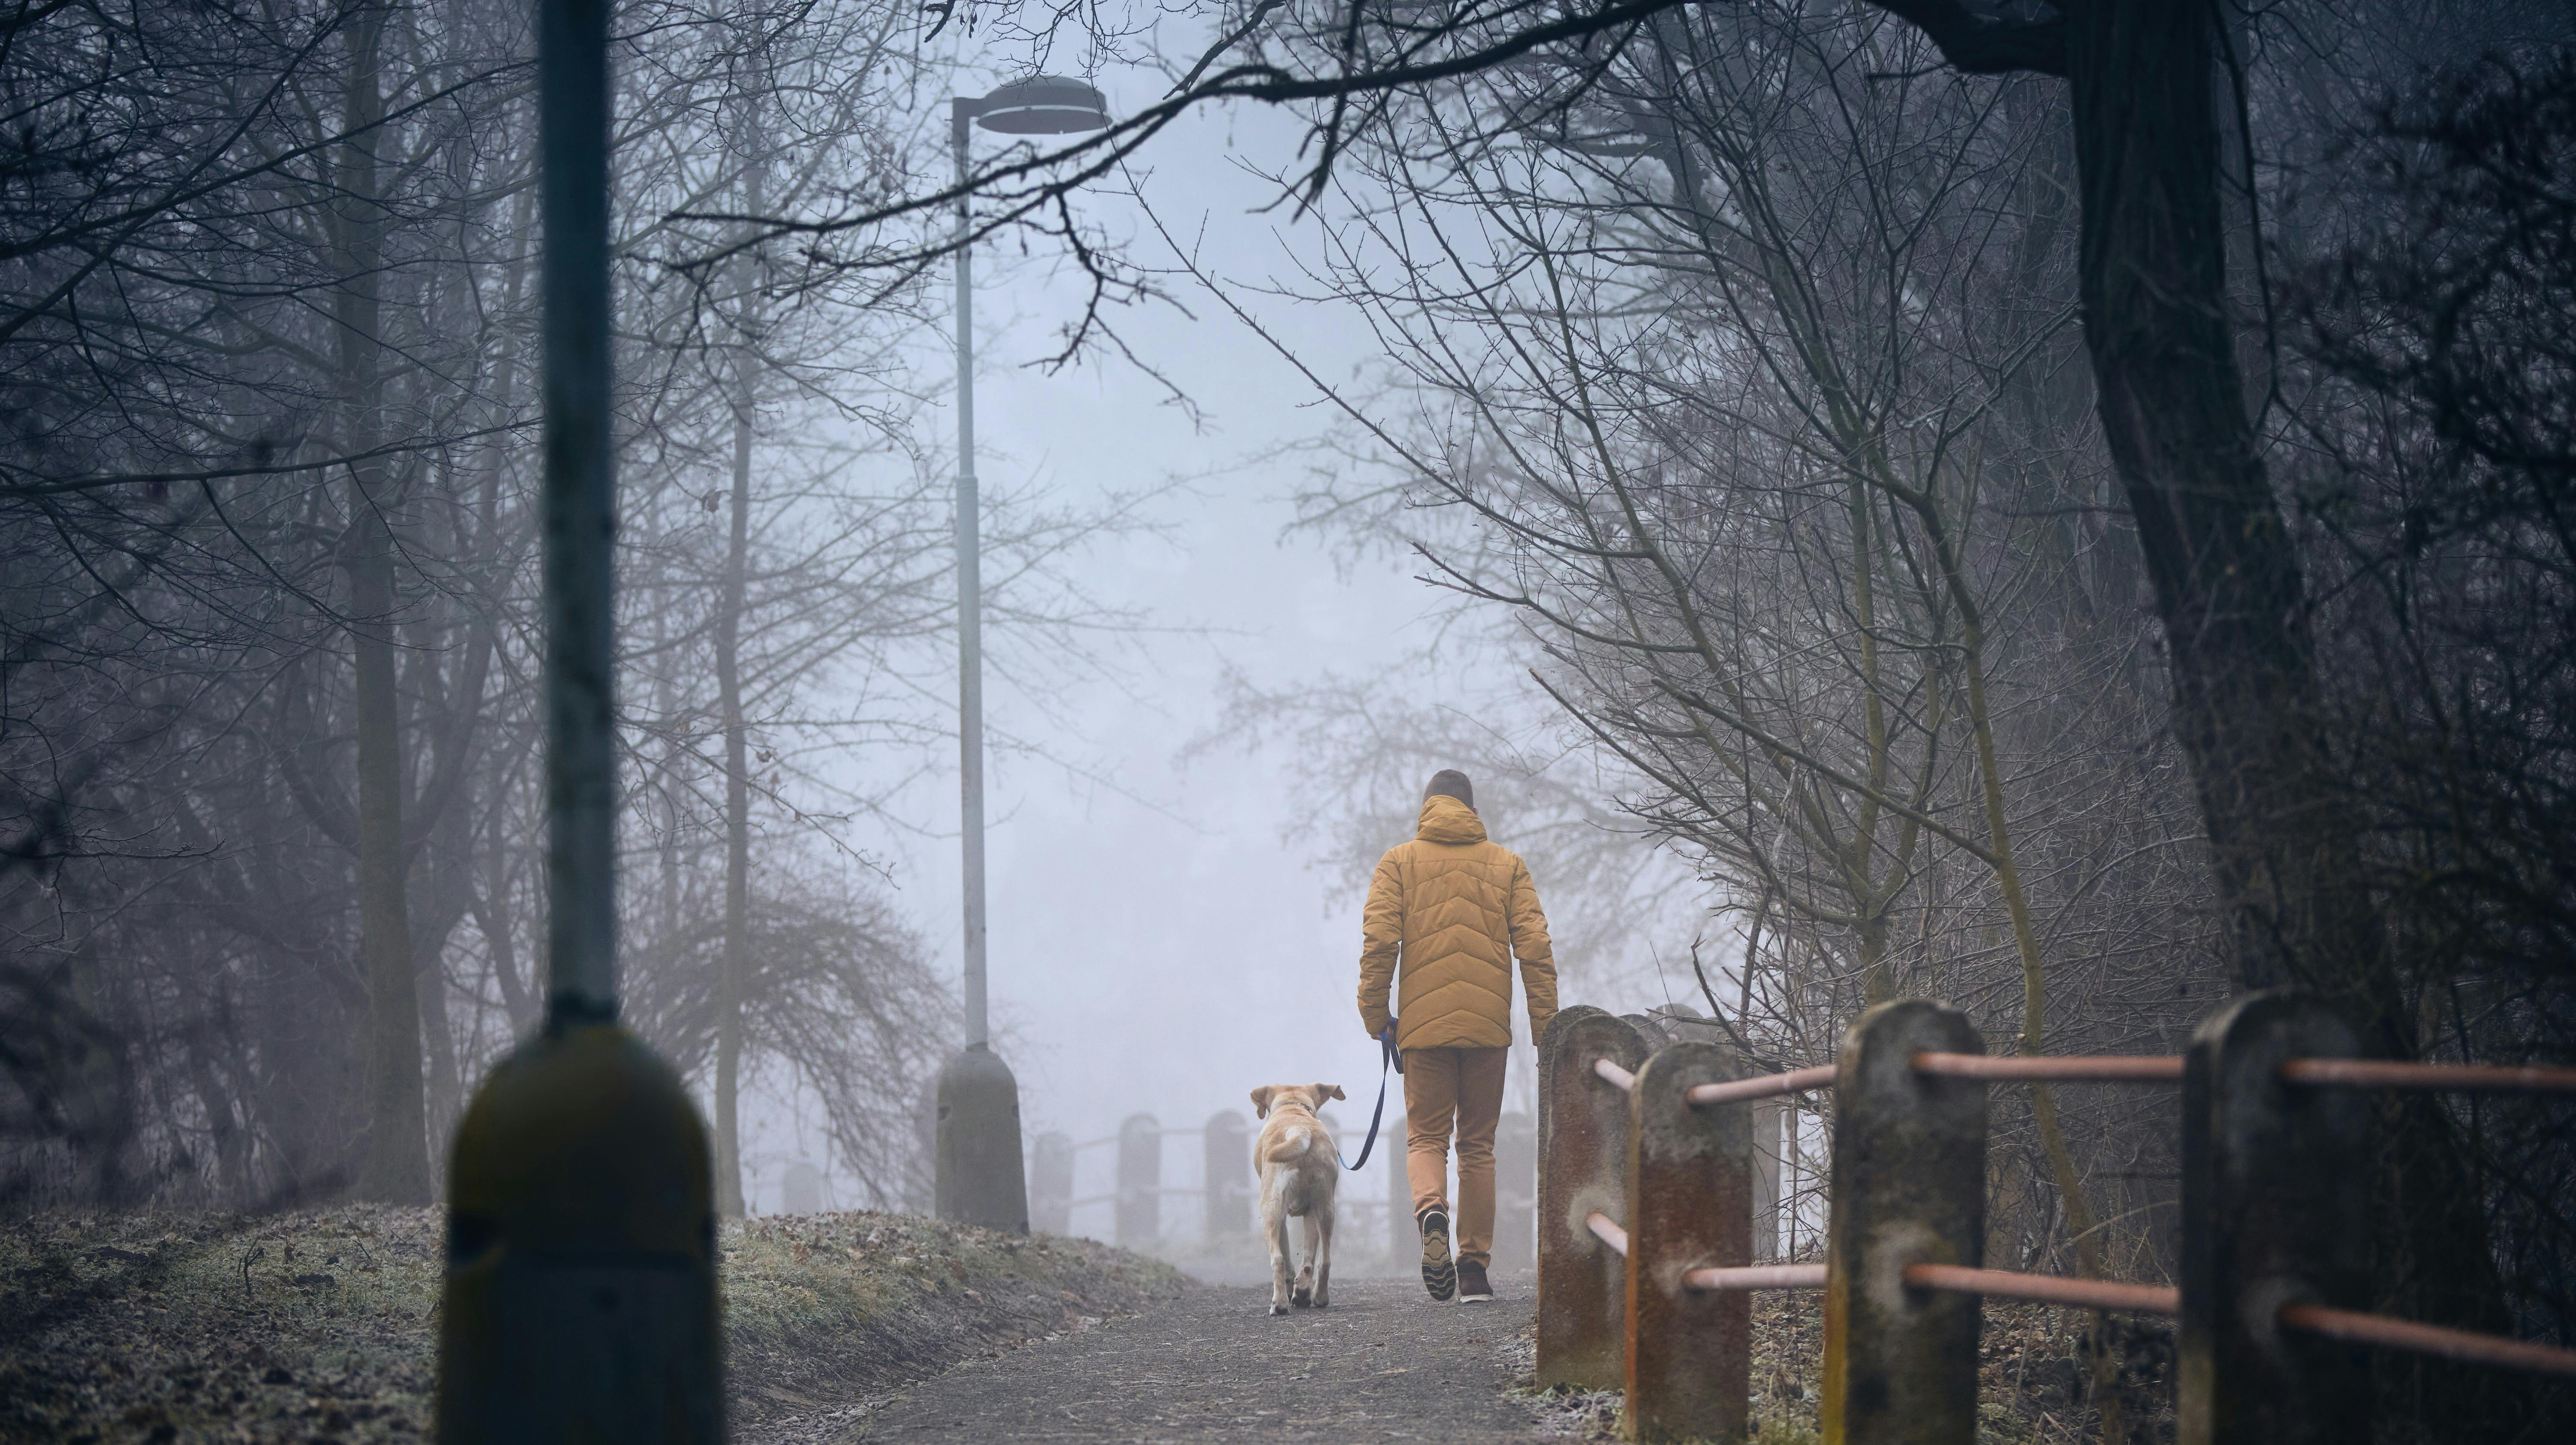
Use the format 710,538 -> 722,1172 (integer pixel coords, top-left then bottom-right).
0,1205 -> 1185,1444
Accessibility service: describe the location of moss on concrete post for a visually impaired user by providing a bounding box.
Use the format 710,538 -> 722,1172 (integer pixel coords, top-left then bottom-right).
2179,990 -> 2369,1445
1823,1000 -> 1985,1445
1626,1040 -> 1753,1443
1537,1007 -> 1652,1390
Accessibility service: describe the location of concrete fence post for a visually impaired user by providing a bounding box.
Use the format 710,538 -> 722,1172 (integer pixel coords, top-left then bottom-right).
1387,1129 -> 1413,1261
1823,1000 -> 1985,1445
1115,1113 -> 1160,1248
1537,1006 -> 1653,1390
1750,1098 -> 1784,1264
2178,990 -> 2368,1445
1028,1132 -> 1073,1235
1626,1041 -> 1753,1444
1496,1108 -> 1537,1272
1203,1111 -> 1250,1241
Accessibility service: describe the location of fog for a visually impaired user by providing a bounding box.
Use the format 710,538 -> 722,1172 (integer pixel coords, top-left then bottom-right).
6,3 -> 2573,1437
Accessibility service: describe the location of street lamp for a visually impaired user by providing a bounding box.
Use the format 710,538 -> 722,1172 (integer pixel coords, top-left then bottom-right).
936,76 -> 1112,1232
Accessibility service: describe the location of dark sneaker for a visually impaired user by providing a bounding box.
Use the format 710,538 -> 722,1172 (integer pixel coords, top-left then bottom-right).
1418,1208 -> 1457,1302
1456,1259 -> 1493,1302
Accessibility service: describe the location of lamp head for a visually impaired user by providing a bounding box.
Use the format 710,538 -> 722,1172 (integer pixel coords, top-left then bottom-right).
972,76 -> 1112,135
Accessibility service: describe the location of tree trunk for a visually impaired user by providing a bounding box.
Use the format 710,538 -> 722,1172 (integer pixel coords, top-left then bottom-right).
336,6 -> 428,1206
2066,1 -> 2373,1003
713,375 -> 753,1218
2063,2 -> 2521,1433
712,106 -> 770,1219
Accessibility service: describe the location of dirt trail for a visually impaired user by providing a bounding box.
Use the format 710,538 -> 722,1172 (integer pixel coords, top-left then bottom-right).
759,1272 -> 1602,1445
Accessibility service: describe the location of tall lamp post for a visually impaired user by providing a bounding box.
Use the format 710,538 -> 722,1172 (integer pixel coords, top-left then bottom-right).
937,76 -> 1112,1231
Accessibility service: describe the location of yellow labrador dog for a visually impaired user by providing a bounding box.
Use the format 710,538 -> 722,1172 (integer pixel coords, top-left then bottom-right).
1247,1083 -> 1345,1315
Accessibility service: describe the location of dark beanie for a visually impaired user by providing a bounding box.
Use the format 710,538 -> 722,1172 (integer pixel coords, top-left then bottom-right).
1424,770 -> 1474,809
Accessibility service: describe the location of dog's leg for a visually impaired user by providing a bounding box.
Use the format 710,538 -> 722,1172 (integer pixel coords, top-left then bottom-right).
1312,1198 -> 1333,1309
1292,1211 -> 1319,1308
1263,1190 -> 1293,1316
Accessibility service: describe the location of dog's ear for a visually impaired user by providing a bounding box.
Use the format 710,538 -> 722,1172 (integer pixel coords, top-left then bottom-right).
1249,1086 -> 1276,1119
1316,1083 -> 1346,1103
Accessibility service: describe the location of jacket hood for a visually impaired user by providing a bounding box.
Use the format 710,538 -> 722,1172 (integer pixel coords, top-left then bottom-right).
1416,792 -> 1488,845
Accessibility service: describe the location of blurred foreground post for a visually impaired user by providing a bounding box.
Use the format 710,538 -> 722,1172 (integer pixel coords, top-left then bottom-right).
434,2 -> 721,1439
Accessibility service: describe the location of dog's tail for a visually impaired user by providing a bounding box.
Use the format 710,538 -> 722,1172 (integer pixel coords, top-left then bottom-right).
1262,1124 -> 1318,1165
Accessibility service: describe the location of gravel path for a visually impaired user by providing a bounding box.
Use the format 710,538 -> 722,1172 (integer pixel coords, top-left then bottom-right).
784,1272 -> 1601,1444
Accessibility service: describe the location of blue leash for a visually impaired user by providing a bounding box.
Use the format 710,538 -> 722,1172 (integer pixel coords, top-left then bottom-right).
1336,1025 -> 1404,1171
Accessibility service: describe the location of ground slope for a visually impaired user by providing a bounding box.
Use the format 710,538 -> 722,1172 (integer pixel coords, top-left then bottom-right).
0,1206 -> 1184,1444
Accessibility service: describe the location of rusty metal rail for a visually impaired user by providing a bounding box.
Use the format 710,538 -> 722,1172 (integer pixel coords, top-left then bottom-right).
2278,1302 -> 2576,1378
1683,1062 -> 1835,1106
1533,993 -> 2576,1445
1586,1212 -> 1629,1256
1902,1262 -> 2178,1314
2278,1057 -> 2576,1092
1682,1262 -> 1825,1292
1913,1051 -> 2182,1082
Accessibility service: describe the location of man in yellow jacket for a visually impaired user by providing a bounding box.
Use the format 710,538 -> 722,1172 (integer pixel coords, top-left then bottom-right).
1358,769 -> 1557,1304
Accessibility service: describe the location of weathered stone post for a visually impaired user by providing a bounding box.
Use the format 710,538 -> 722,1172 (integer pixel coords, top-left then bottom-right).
2178,990 -> 2368,1445
1626,1041 -> 1753,1443
1115,1113 -> 1160,1248
1204,1111 -> 1249,1241
1028,1131 -> 1074,1235
1822,1000 -> 1985,1445
1537,1006 -> 1653,1389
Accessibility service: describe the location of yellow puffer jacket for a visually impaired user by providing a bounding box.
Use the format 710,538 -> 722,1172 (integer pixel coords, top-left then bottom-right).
1357,794 -> 1558,1050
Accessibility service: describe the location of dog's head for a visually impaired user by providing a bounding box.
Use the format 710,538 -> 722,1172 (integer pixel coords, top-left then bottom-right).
1249,1083 -> 1346,1119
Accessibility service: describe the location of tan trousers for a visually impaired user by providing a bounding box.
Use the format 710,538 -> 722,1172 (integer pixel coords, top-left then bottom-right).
1402,1046 -> 1507,1269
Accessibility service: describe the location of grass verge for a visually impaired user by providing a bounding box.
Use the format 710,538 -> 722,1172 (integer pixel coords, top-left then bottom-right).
1,1205 -> 1187,1444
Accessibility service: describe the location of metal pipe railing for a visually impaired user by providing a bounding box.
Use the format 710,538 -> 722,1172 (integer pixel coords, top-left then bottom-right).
1684,1063 -> 1837,1106
1586,1211 -> 1629,1256
1901,1262 -> 2178,1314
1535,992 -> 2576,1445
1913,1052 -> 2182,1082
2278,1058 -> 2576,1092
2278,1302 -> 2576,1378
1682,1262 -> 1826,1292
